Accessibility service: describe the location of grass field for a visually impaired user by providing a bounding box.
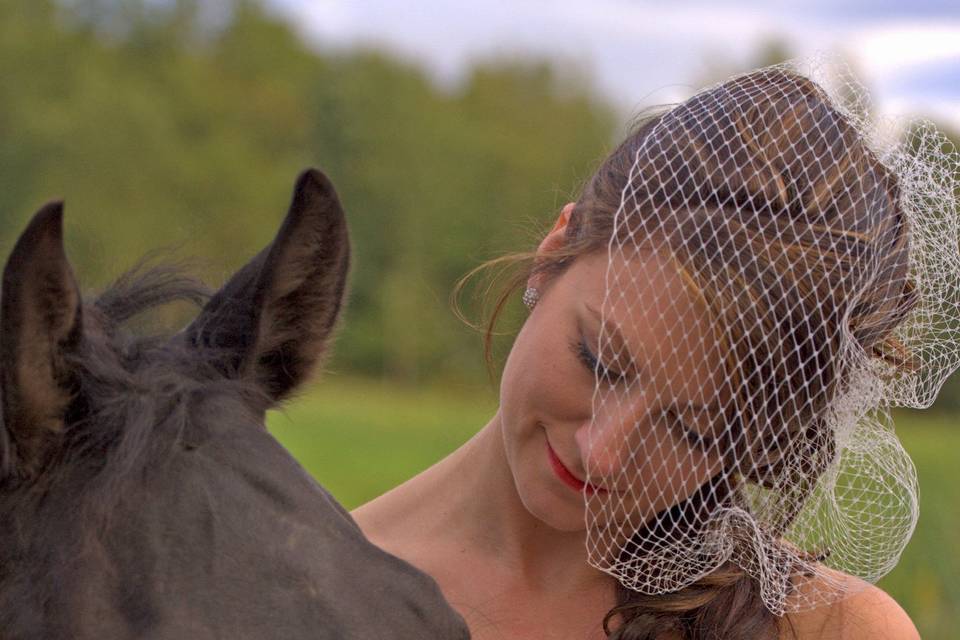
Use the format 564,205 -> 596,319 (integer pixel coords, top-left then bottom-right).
268,375 -> 958,639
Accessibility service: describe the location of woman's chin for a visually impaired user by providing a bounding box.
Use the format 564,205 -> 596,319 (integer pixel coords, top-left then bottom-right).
516,482 -> 589,533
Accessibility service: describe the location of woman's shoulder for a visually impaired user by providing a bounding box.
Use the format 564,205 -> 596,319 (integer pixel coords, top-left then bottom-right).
350,470 -> 448,565
781,568 -> 919,640
350,488 -> 417,553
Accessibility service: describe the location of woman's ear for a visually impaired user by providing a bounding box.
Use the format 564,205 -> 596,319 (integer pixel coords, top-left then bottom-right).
529,202 -> 575,289
537,202 -> 576,254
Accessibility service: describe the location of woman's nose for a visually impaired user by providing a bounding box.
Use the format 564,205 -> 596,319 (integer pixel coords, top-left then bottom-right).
574,414 -> 637,481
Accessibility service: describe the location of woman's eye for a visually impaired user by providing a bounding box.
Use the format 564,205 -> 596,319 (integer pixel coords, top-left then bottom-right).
570,338 -> 628,384
668,410 -> 715,451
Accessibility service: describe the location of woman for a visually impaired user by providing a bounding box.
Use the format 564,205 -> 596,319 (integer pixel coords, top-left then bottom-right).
352,62 -> 954,638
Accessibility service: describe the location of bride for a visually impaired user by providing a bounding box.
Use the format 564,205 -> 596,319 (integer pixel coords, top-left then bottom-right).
352,62 -> 949,639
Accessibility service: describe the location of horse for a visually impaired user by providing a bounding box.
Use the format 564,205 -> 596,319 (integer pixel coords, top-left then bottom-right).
0,169 -> 470,639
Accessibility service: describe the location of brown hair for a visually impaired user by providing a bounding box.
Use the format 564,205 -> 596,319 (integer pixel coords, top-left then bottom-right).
453,67 -> 918,639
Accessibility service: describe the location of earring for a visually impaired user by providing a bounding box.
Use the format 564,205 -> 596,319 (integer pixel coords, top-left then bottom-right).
522,286 -> 540,309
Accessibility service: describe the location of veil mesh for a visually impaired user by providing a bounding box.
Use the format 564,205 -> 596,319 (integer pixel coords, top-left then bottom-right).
578,53 -> 960,615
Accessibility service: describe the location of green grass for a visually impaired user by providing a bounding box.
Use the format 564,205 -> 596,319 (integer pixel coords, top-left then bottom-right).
267,376 -> 958,639
879,412 -> 959,639
267,375 -> 498,509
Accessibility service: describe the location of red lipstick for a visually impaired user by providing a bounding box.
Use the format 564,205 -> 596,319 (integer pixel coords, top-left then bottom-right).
546,440 -> 607,495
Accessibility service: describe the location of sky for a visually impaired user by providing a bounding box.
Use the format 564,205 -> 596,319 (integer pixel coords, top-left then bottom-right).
265,0 -> 960,134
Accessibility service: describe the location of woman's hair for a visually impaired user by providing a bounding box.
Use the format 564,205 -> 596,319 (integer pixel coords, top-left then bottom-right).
452,67 -> 918,639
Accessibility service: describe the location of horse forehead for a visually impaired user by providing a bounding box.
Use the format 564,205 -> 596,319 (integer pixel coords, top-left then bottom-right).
0,378 -> 466,636
107,426 -> 435,617
148,409 -> 356,540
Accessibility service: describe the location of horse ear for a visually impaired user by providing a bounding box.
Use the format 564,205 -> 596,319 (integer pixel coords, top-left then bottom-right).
184,169 -> 350,402
1,202 -> 83,478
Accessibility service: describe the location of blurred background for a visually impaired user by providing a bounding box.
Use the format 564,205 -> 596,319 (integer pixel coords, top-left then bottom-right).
0,0 -> 957,636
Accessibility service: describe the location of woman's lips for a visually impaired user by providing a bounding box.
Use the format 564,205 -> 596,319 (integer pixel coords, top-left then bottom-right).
545,439 -> 608,495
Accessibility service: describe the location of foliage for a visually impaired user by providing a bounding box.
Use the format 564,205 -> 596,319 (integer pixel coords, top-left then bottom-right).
0,0 -> 617,384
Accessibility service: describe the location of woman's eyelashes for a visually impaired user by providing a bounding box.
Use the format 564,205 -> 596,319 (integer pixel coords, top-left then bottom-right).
570,336 -> 715,452
570,337 -> 629,384
666,409 -> 715,451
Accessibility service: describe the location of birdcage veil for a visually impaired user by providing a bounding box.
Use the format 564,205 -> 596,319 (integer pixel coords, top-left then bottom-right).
578,52 -> 960,616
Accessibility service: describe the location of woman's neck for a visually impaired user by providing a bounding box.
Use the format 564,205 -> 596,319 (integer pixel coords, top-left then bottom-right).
401,409 -> 613,596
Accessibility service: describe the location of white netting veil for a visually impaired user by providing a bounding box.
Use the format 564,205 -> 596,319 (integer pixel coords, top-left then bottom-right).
575,54 -> 960,615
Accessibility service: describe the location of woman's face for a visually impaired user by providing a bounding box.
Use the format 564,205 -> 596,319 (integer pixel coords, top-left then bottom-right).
499,245 -> 730,533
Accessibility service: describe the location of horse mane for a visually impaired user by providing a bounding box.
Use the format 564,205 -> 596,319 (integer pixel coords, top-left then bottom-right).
16,257 -> 268,507
94,255 -> 212,326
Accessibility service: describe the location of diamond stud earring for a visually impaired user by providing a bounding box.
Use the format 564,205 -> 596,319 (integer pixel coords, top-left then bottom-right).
522,286 -> 540,309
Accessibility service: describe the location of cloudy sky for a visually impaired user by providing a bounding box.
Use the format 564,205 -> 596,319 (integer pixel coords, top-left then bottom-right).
266,0 -> 960,133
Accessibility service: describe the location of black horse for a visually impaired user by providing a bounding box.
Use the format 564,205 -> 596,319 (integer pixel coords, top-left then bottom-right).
0,170 -> 469,639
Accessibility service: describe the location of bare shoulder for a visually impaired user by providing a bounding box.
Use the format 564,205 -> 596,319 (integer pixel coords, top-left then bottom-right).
349,474 -> 446,565
782,570 -> 919,640
350,490 -> 409,551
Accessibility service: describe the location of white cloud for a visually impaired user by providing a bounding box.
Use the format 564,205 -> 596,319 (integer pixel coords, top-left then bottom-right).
848,22 -> 960,75
268,0 -> 960,131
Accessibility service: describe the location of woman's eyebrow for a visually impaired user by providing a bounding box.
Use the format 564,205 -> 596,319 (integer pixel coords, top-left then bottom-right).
584,302 -> 642,377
